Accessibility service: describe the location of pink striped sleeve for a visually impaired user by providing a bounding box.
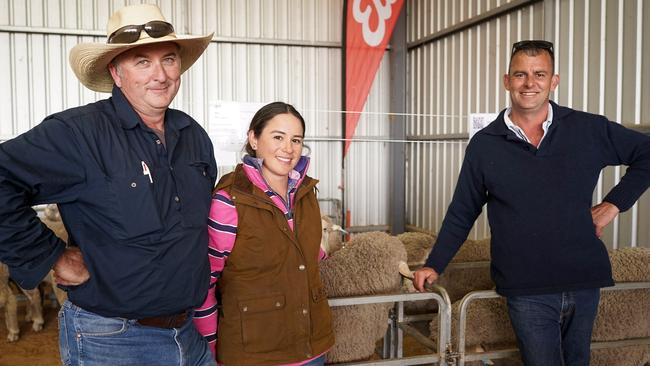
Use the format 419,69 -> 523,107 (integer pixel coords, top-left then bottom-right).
193,189 -> 238,357
318,247 -> 327,261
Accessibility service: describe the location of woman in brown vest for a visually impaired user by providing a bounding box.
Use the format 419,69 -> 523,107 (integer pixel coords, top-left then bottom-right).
194,102 -> 335,365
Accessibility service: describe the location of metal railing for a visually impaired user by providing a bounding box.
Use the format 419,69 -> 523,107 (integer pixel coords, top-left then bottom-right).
325,279 -> 650,365
454,282 -> 650,366
327,285 -> 452,365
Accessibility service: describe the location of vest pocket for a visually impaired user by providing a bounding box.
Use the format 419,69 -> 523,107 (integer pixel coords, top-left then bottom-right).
238,293 -> 287,353
310,284 -> 333,340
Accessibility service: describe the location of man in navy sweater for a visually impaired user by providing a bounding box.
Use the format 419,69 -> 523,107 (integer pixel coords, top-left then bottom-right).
414,40 -> 650,366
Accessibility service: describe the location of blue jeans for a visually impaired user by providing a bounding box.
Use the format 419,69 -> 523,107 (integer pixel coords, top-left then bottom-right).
506,289 -> 600,366
299,354 -> 326,366
58,300 -> 216,366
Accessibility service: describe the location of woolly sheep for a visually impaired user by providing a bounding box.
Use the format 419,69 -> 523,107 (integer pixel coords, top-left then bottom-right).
400,234 -> 493,313
590,247 -> 650,366
397,232 -> 438,266
320,231 -> 407,363
428,247 -> 650,366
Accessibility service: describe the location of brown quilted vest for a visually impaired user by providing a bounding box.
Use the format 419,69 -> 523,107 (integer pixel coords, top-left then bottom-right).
215,165 -> 335,366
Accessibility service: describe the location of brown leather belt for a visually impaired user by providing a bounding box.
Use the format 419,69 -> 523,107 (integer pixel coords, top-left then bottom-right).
137,311 -> 189,329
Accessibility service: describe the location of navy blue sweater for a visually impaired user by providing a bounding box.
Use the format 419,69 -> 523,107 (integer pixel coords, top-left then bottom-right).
424,102 -> 650,296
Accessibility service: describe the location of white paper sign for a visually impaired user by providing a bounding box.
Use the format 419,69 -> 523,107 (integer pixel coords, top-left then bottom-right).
468,113 -> 499,140
208,101 -> 266,166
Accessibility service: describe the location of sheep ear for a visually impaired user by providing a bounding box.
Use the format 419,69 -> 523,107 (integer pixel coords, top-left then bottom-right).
398,261 -> 414,280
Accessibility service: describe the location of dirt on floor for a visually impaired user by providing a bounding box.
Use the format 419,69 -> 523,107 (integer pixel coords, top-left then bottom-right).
0,302 -> 60,366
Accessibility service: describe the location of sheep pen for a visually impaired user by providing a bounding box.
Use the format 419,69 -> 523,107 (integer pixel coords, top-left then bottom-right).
428,247 -> 650,366
320,231 -> 407,363
399,232 -> 493,314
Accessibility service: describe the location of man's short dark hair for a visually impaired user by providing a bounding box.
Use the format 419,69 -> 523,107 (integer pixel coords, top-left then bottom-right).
508,40 -> 555,74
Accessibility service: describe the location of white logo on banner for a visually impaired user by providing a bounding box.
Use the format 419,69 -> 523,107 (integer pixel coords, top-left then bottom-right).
352,0 -> 398,47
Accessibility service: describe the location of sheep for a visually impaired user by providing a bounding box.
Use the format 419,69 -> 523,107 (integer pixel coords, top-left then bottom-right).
320,231 -> 407,363
427,247 -> 650,366
0,262 -> 20,342
320,215 -> 346,256
590,247 -> 650,366
0,204 -> 68,342
40,204 -> 68,307
397,231 -> 438,266
400,234 -> 493,314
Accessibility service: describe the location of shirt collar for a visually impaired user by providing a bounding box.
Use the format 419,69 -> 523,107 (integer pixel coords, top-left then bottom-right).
504,103 -> 554,132
110,85 -> 191,132
481,101 -> 567,137
502,103 -> 554,145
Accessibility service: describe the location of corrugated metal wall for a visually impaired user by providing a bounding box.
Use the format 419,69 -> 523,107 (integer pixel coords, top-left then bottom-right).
406,0 -> 650,249
0,0 -> 392,228
345,53 -> 392,229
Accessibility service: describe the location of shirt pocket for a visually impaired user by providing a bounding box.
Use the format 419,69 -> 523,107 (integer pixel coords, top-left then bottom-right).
177,160 -> 215,227
238,293 -> 288,353
107,172 -> 163,240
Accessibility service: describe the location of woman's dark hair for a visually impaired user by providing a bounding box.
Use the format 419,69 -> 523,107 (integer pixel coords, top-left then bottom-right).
245,102 -> 306,157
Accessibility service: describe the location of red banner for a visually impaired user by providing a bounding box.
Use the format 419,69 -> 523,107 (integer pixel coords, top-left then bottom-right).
344,0 -> 404,156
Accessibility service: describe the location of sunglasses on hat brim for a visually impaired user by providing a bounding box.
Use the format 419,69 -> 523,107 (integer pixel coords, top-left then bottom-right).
107,21 -> 175,44
511,40 -> 554,56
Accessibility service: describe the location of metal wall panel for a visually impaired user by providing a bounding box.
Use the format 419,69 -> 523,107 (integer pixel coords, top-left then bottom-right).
406,0 -> 650,248
0,0 -> 392,228
345,53 -> 392,228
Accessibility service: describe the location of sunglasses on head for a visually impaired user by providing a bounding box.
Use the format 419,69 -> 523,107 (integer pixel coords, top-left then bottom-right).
107,20 -> 174,44
511,40 -> 554,56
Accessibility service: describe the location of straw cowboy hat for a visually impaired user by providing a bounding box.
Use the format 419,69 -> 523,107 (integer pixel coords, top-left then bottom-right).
69,3 -> 213,93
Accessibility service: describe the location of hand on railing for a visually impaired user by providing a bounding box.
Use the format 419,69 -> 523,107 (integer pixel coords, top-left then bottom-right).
399,261 -> 439,291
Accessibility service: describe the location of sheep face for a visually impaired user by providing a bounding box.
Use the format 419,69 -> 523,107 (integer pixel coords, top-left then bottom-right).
320,215 -> 346,256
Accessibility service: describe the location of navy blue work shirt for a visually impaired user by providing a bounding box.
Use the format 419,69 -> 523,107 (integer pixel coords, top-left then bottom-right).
0,86 -> 217,318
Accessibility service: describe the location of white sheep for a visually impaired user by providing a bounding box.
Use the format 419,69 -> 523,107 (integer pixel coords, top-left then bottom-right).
320,215 -> 346,256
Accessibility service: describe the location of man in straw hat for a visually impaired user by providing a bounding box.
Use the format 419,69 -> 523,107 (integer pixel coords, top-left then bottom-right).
0,4 -> 217,365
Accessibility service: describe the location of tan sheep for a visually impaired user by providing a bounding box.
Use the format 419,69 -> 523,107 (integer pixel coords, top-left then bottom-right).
590,247 -> 650,366
40,204 -> 69,307
397,231 -> 438,266
428,247 -> 650,366
400,234 -> 493,314
0,204 -> 69,342
0,262 -> 20,342
320,231 -> 407,363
